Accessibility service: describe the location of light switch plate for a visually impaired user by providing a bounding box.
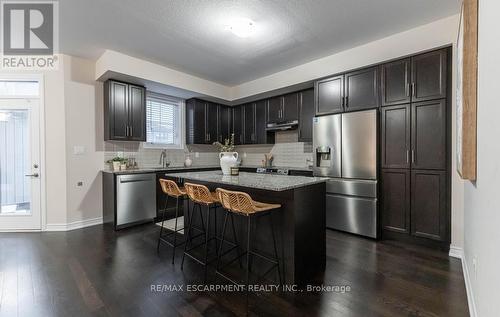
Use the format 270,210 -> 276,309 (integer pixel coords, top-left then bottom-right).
73,146 -> 85,155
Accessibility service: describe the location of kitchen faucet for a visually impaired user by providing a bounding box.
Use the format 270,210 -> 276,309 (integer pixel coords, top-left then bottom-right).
159,149 -> 170,168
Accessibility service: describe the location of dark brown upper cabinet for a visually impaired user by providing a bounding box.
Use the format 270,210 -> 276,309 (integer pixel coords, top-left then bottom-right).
185,99 -> 220,144
411,170 -> 447,241
298,89 -> 314,142
381,58 -> 411,106
243,103 -> 256,144
344,67 -> 380,111
186,99 -> 207,144
205,102 -> 219,144
381,104 -> 411,169
218,105 -> 231,143
282,92 -> 299,122
316,75 -> 344,115
381,169 -> 410,234
232,106 -> 244,145
411,99 -> 446,170
267,96 -> 282,123
411,49 -> 447,102
266,93 -> 299,124
255,100 -> 273,144
104,80 -> 146,141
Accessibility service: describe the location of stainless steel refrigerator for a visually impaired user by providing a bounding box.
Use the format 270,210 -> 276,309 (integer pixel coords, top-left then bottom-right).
313,109 -> 378,238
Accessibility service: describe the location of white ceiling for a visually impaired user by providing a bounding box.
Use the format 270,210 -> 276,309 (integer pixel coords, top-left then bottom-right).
60,0 -> 460,86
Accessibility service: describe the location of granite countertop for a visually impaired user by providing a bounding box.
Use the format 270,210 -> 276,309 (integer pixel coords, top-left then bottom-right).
102,165 -> 220,175
163,171 -> 327,191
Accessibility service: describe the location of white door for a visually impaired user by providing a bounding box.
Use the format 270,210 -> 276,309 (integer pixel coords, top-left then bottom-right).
0,98 -> 41,230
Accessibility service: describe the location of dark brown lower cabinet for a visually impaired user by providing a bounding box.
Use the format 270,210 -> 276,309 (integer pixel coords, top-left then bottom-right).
411,170 -> 447,241
381,169 -> 410,234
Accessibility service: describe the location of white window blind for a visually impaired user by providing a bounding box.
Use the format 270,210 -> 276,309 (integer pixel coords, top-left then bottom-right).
146,94 -> 182,147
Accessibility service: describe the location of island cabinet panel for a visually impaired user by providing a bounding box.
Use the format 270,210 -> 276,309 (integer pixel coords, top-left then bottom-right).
411,99 -> 446,170
381,104 -> 411,169
316,75 -> 344,115
232,106 -> 244,145
344,67 -> 380,111
411,49 -> 447,102
104,80 -> 146,141
411,170 -> 447,241
298,89 -> 314,142
381,169 -> 410,234
243,103 -> 256,144
381,58 -> 411,106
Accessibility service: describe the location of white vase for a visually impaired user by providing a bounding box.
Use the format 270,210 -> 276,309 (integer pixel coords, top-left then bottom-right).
219,152 -> 238,175
184,155 -> 193,167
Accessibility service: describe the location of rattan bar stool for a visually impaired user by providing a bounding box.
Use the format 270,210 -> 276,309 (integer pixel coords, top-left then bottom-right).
180,182 -> 223,282
157,179 -> 189,264
215,188 -> 282,305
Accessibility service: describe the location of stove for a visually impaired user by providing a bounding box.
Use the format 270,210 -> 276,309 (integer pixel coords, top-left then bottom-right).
255,167 -> 289,175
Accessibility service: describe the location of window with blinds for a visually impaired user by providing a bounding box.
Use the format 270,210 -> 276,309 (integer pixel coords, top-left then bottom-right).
145,95 -> 182,147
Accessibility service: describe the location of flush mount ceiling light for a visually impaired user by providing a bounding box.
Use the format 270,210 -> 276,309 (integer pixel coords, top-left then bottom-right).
228,18 -> 255,38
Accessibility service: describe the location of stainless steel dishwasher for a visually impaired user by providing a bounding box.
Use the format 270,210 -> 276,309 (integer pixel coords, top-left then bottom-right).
116,173 -> 156,227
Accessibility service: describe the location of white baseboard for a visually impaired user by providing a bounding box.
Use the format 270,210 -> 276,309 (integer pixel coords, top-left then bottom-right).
449,245 -> 477,317
461,253 -> 478,317
449,245 -> 464,259
45,217 -> 103,232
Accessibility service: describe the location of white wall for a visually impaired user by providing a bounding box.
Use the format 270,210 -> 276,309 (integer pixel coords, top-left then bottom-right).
63,55 -> 105,224
463,0 -> 500,316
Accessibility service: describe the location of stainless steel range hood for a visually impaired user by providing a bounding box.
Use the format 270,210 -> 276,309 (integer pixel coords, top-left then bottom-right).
266,120 -> 299,131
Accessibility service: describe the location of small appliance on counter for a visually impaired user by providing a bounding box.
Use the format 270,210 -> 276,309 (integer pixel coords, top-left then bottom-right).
313,109 -> 378,238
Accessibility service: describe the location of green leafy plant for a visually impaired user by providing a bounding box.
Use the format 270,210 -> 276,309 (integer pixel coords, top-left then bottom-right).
106,157 -> 128,164
213,134 -> 235,152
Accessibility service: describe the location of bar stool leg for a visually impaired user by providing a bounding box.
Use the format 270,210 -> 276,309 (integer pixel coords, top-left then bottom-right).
203,204 -> 211,282
270,212 -> 282,285
230,213 -> 243,268
181,201 -> 196,270
216,210 -> 229,272
245,216 -> 252,311
157,194 -> 169,253
171,196 -> 180,264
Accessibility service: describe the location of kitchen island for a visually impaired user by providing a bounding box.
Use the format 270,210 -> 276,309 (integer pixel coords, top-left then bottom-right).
162,171 -> 327,285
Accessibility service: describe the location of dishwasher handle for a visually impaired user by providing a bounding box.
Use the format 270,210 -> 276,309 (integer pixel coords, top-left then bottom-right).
118,174 -> 155,183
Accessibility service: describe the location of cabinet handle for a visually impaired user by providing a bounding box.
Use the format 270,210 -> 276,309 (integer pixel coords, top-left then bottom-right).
345,96 -> 349,108
341,96 -> 345,107
406,149 -> 409,164
412,83 -> 416,97
411,149 -> 415,164
130,126 -> 133,137
406,83 -> 410,97
126,125 -> 129,137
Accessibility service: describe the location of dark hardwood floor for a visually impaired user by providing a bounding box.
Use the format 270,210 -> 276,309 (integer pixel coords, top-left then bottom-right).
0,224 -> 468,317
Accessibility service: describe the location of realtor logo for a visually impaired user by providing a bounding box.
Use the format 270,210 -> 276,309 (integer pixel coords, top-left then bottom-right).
1,0 -> 59,69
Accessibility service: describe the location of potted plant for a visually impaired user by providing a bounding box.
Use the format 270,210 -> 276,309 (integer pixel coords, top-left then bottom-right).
106,157 -> 128,171
213,134 -> 238,175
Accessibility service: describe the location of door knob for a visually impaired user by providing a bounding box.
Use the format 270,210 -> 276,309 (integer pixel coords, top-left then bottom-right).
25,173 -> 39,178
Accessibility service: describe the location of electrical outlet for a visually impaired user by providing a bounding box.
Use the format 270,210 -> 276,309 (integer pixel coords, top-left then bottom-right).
77,181 -> 83,187
195,152 -> 199,158
243,152 -> 247,158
